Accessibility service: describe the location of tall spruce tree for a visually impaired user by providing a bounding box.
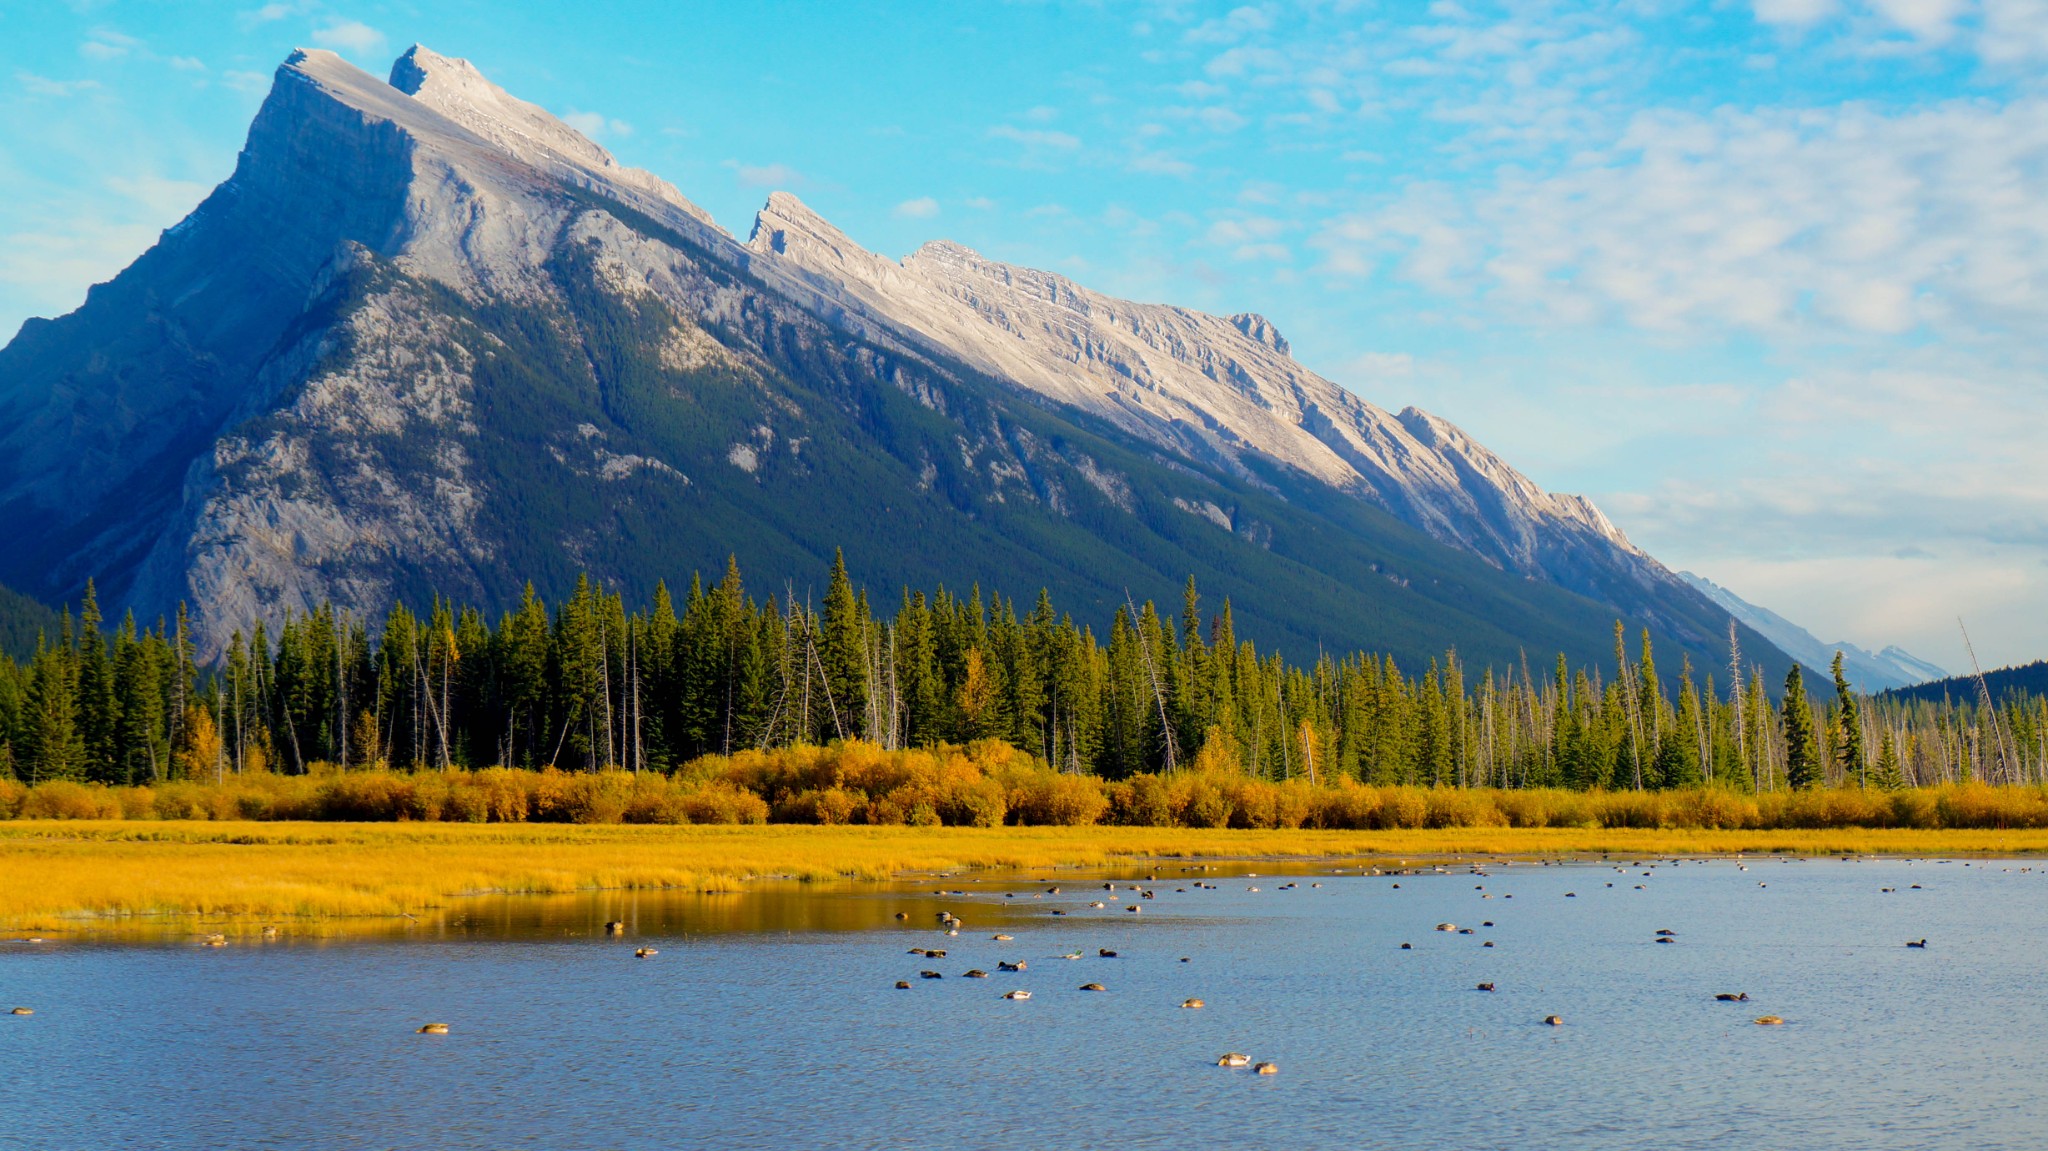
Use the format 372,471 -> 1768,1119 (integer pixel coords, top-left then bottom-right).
1782,664 -> 1820,790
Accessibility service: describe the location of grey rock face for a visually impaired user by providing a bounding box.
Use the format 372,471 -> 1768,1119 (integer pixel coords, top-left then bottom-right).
0,43 -> 1726,662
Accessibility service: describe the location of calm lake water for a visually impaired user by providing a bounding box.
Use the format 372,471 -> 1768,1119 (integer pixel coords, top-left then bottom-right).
3,855 -> 2044,1150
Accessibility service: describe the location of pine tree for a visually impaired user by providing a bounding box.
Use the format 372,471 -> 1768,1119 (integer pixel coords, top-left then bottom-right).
1783,665 -> 1820,790
1831,651 -> 1866,786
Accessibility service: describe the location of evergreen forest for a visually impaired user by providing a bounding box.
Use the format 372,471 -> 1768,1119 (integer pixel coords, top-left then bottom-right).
2,554 -> 2042,795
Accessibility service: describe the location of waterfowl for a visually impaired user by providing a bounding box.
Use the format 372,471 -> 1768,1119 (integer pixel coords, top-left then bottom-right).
1089,901 -> 1107,909
1482,921 -> 1494,927
1051,910 -> 1068,916
1457,928 -> 1475,935
895,980 -> 911,989
1754,1015 -> 1785,1025
1218,1052 -> 1251,1067
1079,983 -> 1106,992
1003,990 -> 1032,1000
1247,887 -> 1260,893
1656,937 -> 1674,945
202,933 -> 227,948
1655,929 -> 1676,936
991,934 -> 1013,941
9,1007 -> 31,1016
1565,892 -> 1577,898
1715,993 -> 1750,1002
895,912 -> 909,921
634,948 -> 659,958
1181,998 -> 1206,1009
1477,983 -> 1496,992
1483,941 -> 1496,947
1311,883 -> 1322,888
1400,943 -> 1412,949
1907,939 -> 1928,948
1099,948 -> 1119,958
417,1023 -> 450,1035
926,949 -> 947,958
1061,951 -> 1083,960
261,925 -> 280,939
1180,957 -> 1191,963
997,960 -> 1026,972
1255,1062 -> 1278,1075
604,922 -> 626,937
920,971 -> 943,979
1047,887 -> 1060,894
964,969 -> 988,979
1127,906 -> 1142,913
1436,923 -> 1456,932
1543,1015 -> 1564,1026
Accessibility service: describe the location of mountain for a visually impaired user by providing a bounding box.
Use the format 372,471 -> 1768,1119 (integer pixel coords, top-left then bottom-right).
0,44 -> 1791,680
1881,660 -> 2048,705
0,581 -> 60,661
1676,571 -> 1946,691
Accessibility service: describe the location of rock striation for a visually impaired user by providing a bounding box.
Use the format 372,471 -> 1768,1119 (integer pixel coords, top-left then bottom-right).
0,45 -> 1771,673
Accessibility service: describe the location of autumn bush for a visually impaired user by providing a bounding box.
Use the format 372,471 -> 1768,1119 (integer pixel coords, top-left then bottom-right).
11,743 -> 2048,832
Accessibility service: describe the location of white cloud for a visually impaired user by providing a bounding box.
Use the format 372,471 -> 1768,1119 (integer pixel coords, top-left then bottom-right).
989,124 -> 1080,149
167,56 -> 207,72
1314,98 -> 2048,340
239,2 -> 301,27
18,73 -> 102,97
311,20 -> 386,58
727,161 -> 803,189
561,110 -> 632,139
79,28 -> 140,61
1128,151 -> 1196,177
893,196 -> 940,219
1753,0 -> 1840,25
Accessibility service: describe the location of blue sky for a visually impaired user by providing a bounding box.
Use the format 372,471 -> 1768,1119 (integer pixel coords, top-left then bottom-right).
3,0 -> 2045,669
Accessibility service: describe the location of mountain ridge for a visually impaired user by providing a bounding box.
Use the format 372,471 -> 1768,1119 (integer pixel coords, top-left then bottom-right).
0,44 -> 1792,681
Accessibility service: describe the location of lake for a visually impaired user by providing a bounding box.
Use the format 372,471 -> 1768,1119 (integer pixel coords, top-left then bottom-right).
3,854 -> 2043,1149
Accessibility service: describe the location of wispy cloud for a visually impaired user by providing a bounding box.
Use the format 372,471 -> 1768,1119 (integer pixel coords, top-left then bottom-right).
18,73 -> 102,97
561,110 -> 632,139
311,20 -> 386,58
989,124 -> 1080,149
894,196 -> 940,219
726,161 -> 803,189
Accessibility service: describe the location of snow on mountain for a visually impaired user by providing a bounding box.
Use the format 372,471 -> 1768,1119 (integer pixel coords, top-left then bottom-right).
1676,571 -> 1948,691
744,191 -> 1660,602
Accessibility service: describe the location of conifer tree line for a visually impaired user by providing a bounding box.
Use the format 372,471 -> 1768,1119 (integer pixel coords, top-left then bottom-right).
1,554 -> 2043,791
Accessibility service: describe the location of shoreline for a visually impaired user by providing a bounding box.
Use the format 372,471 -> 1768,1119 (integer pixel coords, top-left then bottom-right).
7,820 -> 2048,932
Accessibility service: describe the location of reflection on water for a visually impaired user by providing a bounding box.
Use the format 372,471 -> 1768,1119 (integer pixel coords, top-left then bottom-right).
5,856 -> 2047,1150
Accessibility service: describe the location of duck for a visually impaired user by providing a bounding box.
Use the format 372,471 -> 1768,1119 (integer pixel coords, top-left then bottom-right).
1655,929 -> 1677,936
1079,982 -> 1106,992
604,921 -> 626,937
1099,948 -> 1119,958
1255,1062 -> 1278,1075
1906,939 -> 1928,948
1181,998 -> 1206,1009
417,1023 -> 450,1035
1400,943 -> 1412,950
1477,983 -> 1496,992
920,970 -> 943,979
1061,951 -> 1083,960
634,948 -> 658,958
261,925 -> 280,939
1218,1052 -> 1251,1068
998,960 -> 1026,972
8,1007 -> 31,1016
1715,993 -> 1750,1002
1483,941 -> 1496,948
1089,901 -> 1107,909
1127,906 -> 1142,914
991,934 -> 1013,941
1754,1015 -> 1786,1026
1003,990 -> 1031,1000
1543,1015 -> 1564,1026
895,980 -> 911,989
1436,923 -> 1456,932
964,969 -> 988,979
895,912 -> 910,921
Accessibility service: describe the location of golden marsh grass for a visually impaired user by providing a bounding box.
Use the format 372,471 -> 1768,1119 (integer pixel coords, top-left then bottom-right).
7,820 -> 2048,932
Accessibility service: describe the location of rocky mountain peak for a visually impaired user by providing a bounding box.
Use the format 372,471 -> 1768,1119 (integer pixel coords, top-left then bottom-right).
1229,313 -> 1290,357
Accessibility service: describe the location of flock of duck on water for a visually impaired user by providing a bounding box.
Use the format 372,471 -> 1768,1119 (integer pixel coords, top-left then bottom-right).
847,853 -> 1976,1059
6,854 -> 1999,1039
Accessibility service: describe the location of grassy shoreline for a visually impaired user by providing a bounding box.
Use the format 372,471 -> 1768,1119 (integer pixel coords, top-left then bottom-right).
7,820 -> 2048,931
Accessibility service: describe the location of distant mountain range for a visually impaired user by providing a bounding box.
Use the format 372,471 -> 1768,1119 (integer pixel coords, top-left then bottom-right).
0,44 -> 1795,678
1880,660 -> 2048,705
1676,571 -> 1946,692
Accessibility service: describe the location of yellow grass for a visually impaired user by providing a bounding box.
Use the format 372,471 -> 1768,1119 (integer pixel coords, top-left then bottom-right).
7,820 -> 2048,932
